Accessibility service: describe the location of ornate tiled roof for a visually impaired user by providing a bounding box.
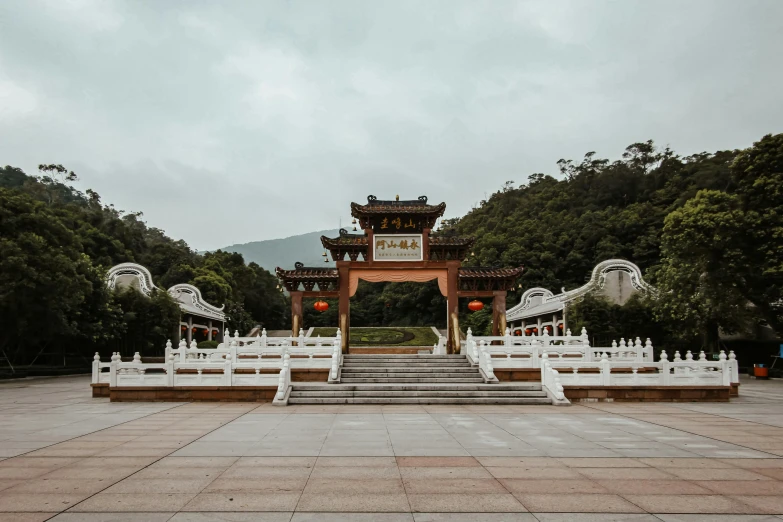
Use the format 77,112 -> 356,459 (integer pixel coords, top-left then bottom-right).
321,230 -> 368,247
430,236 -> 475,247
351,195 -> 446,217
275,262 -> 338,280
459,266 -> 524,278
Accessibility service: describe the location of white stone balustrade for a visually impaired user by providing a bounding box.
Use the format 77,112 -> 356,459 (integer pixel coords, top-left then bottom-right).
463,327 -> 654,368
548,349 -> 733,387
93,330 -> 344,389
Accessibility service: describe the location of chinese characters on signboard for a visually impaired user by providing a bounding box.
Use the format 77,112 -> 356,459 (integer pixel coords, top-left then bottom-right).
373,234 -> 423,261
371,216 -> 422,232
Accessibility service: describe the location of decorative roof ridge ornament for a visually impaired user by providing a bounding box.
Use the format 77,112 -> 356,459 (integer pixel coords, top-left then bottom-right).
362,195 -> 431,207
167,283 -> 226,313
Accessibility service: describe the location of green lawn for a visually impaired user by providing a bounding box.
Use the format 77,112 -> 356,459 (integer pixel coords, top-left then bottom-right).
310,327 -> 439,346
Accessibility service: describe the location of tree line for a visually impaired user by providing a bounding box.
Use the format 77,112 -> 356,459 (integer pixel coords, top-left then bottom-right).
2,132 -> 780,365
441,133 -> 782,355
0,167 -> 287,366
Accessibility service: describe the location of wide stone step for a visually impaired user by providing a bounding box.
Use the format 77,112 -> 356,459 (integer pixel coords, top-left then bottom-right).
290,390 -> 548,398
293,384 -> 543,391
339,372 -> 480,378
344,355 -> 466,359
342,361 -> 472,365
287,397 -> 553,404
342,361 -> 470,365
340,377 -> 486,383
343,366 -> 478,373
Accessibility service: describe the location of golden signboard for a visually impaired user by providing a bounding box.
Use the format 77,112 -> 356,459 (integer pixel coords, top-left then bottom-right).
373,234 -> 423,261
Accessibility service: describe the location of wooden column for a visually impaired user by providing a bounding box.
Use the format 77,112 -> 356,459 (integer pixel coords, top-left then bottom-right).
446,261 -> 460,354
208,320 -> 213,341
338,263 -> 350,353
187,316 -> 193,344
492,291 -> 507,336
422,228 -> 430,261
290,291 -> 303,337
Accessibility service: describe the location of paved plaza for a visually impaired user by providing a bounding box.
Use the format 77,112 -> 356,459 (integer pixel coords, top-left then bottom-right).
1,376 -> 783,520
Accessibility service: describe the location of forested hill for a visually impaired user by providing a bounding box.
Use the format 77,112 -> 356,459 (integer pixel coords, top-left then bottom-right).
443,141 -> 738,291
0,166 -> 288,366
217,229 -> 340,272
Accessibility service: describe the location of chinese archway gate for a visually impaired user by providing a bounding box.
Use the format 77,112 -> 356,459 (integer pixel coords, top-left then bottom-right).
275,196 -> 523,354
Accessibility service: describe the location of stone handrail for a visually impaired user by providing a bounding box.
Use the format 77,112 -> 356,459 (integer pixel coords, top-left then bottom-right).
548,350 -> 732,387
540,353 -> 567,403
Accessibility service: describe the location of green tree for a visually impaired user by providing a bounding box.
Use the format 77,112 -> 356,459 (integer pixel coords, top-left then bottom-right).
653,190 -> 756,350
0,189 -> 93,364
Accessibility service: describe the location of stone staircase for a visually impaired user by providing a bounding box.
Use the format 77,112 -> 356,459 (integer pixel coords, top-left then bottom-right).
287,354 -> 551,404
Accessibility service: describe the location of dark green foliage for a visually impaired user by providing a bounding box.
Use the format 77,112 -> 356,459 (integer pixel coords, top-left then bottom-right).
0,167 -> 287,364
110,288 -> 181,356
310,327 -> 439,346
197,340 -> 219,348
568,294 -> 679,353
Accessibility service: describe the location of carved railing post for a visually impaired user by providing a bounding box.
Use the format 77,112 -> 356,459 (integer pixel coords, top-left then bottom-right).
92,353 -> 101,384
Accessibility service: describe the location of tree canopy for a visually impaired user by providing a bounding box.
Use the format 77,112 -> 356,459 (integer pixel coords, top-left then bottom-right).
0,167 -> 287,365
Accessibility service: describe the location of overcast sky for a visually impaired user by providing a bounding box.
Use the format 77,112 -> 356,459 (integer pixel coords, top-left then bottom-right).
1,0 -> 781,250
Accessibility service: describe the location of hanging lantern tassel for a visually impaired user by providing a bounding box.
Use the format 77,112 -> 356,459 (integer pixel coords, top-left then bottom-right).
314,300 -> 329,312
468,300 -> 484,312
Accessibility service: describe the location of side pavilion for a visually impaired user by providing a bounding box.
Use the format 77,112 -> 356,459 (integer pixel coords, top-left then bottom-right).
275,195 -> 523,353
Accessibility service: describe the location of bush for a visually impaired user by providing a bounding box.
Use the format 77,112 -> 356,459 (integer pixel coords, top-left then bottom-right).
197,340 -> 219,348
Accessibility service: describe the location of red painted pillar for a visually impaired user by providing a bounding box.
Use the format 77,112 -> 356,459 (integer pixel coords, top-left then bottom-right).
446,261 -> 460,354
338,263 -> 350,353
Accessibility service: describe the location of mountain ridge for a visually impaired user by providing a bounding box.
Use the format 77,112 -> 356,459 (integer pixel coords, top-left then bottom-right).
216,229 -> 340,273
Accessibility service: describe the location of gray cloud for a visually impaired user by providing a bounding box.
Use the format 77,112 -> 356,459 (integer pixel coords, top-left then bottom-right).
1,0 -> 781,249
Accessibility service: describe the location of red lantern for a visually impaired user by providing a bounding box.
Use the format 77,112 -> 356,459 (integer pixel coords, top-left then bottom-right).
203,329 -> 208,335
314,300 -> 329,312
525,328 -> 532,335
468,300 -> 484,312
181,325 -> 186,331
558,324 -> 563,329
191,327 -> 197,332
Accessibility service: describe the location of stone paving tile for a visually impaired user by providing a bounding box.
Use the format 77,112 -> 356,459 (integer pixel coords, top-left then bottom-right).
484,466 -> 584,479
0,492 -> 90,512
68,493 -> 197,512
0,514 -> 60,522
5,479 -> 112,495
296,493 -> 410,512
533,515 -> 661,522
402,478 -> 506,494
661,467 -> 773,481
50,513 -> 175,521
576,467 -> 678,480
102,477 -> 216,494
406,494 -> 525,513
729,495 -> 783,514
722,458 -> 783,468
170,514 -> 293,522
205,477 -> 307,493
515,493 -> 643,513
596,480 -> 712,495
499,478 -> 609,494
399,467 -> 493,479
396,457 -> 480,467
182,492 -> 301,512
749,468 -> 783,480
656,513 -> 783,522
696,479 -> 783,495
622,494 -> 759,514
413,514 -> 537,521
304,478 -> 404,494
556,457 -> 648,468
